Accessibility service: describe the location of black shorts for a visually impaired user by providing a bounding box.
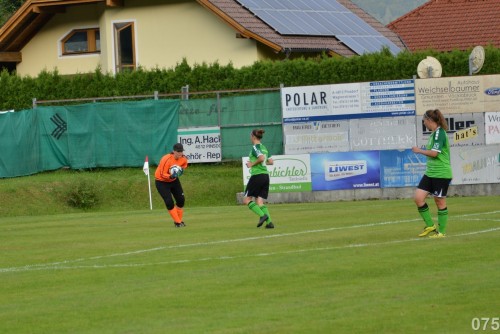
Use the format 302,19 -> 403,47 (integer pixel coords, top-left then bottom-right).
417,174 -> 452,198
244,173 -> 270,200
155,179 -> 185,209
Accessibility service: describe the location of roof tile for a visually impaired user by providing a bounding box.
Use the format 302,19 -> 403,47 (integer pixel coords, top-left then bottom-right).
387,0 -> 500,51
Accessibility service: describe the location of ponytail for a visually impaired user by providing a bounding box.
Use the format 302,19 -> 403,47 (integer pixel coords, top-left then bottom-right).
424,109 -> 448,131
251,129 -> 265,139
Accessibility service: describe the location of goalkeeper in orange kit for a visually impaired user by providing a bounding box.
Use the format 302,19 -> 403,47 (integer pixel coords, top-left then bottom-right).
155,143 -> 189,227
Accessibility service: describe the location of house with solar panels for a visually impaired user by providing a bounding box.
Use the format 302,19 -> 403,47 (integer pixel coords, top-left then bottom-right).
0,0 -> 407,77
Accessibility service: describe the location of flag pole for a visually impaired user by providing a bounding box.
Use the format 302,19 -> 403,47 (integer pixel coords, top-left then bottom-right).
143,156 -> 153,210
147,169 -> 153,211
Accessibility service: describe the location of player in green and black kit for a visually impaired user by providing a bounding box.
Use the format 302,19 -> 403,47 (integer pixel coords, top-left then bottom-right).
243,129 -> 275,229
412,109 -> 453,238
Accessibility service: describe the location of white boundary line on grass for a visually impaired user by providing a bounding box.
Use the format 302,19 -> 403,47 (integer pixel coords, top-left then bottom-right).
1,211 -> 500,273
3,227 -> 499,273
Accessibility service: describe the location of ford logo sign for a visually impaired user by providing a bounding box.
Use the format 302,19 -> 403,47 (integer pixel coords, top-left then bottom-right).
485,87 -> 500,96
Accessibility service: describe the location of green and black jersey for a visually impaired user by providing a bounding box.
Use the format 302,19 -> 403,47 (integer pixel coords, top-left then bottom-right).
249,143 -> 271,176
425,127 -> 452,179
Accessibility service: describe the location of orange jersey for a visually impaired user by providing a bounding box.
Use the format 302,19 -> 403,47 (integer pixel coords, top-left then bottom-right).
155,152 -> 188,182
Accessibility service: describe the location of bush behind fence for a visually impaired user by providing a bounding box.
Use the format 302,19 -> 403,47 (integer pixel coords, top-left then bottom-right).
1,47 -> 500,111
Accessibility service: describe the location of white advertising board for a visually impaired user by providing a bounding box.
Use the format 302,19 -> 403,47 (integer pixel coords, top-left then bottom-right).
241,154 -> 312,193
281,79 -> 415,123
349,116 -> 416,151
450,144 -> 500,184
283,120 -> 349,154
485,112 -> 500,145
178,127 -> 221,163
416,113 -> 485,147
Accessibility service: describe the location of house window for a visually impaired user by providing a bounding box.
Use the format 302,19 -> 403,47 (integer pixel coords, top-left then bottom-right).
114,22 -> 135,72
61,29 -> 100,55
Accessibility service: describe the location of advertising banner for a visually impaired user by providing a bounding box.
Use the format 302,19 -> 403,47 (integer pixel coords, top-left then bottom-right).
450,144 -> 500,184
242,154 -> 312,193
485,112 -> 500,144
416,113 -> 485,147
415,74 -> 500,115
310,151 -> 380,191
283,120 -> 349,154
178,127 -> 221,163
415,76 -> 482,114
360,79 -> 415,116
380,149 -> 426,187
349,116 -> 416,151
482,75 -> 500,113
281,79 -> 415,123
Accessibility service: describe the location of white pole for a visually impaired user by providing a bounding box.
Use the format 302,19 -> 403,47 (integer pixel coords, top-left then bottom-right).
143,156 -> 153,210
147,171 -> 153,210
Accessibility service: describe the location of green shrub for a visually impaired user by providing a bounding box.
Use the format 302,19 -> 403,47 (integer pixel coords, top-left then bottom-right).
1,46 -> 499,111
65,179 -> 101,209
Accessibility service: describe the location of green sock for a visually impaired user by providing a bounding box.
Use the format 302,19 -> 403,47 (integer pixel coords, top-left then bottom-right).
437,207 -> 448,234
248,201 -> 265,217
261,205 -> 271,223
418,203 -> 434,228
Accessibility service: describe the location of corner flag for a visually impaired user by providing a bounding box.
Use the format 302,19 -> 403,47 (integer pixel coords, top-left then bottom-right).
143,156 -> 152,210
143,156 -> 149,175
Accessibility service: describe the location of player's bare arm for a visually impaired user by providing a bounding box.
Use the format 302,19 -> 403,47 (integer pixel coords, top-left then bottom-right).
412,146 -> 438,158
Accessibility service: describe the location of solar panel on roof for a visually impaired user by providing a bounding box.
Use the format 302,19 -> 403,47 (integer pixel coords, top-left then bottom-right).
235,0 -> 401,55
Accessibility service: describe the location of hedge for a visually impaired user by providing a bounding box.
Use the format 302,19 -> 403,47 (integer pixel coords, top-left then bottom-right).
1,46 -> 499,111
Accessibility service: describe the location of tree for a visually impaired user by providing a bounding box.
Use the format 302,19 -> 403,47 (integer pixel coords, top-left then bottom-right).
0,0 -> 25,27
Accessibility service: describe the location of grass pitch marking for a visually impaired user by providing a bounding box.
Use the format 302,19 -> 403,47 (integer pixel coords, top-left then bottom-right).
2,227 -> 499,273
1,211 -> 499,273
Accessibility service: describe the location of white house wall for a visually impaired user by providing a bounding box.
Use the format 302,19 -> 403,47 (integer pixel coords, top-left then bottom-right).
17,0 -> 259,77
17,4 -> 105,77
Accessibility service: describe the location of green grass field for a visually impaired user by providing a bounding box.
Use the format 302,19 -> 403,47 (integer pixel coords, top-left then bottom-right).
1,196 -> 499,333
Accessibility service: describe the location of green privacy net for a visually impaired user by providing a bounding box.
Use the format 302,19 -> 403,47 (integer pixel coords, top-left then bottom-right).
0,91 -> 283,178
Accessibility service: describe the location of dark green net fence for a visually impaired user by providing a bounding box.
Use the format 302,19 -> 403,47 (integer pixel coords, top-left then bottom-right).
0,91 -> 283,178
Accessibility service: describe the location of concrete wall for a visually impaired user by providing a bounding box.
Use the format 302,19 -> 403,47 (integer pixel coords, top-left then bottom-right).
236,183 -> 500,204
